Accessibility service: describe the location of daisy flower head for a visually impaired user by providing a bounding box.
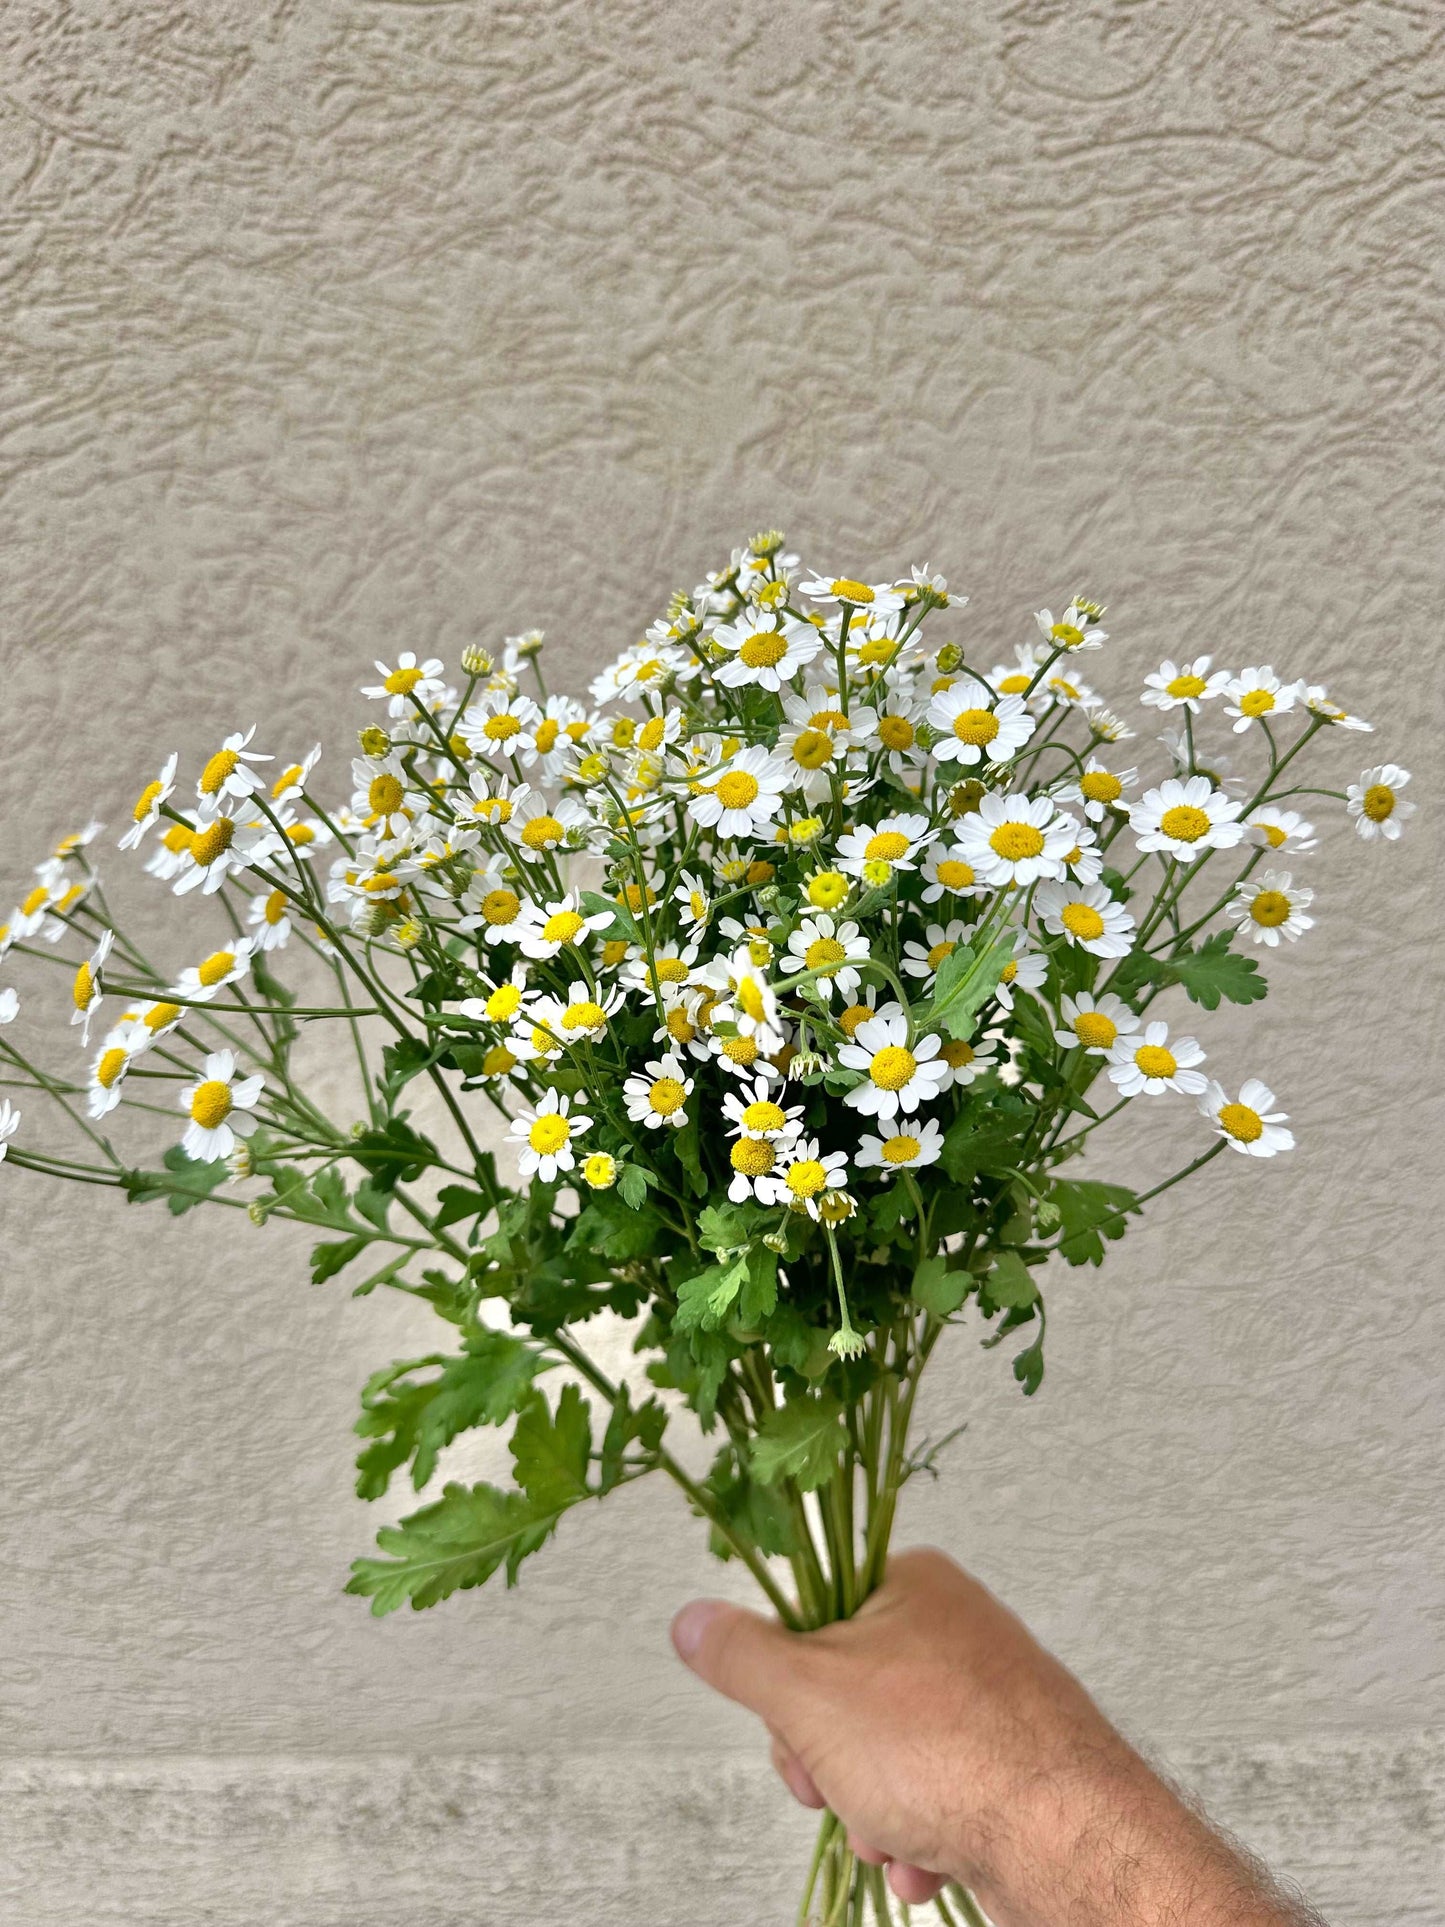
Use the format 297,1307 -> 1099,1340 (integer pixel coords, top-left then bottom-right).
863,692 -> 928,775
1140,657 -> 1231,714
1084,704 -> 1135,744
516,695 -> 594,780
721,1075 -> 805,1144
170,810 -> 256,896
1107,1020 -> 1208,1097
838,1011 -> 949,1120
1299,683 -> 1372,732
920,843 -> 985,905
1347,764 -> 1414,842
247,886 -> 294,952
989,928 -> 1049,1013
363,653 -> 446,719
855,1116 -> 945,1172
457,962 -> 532,1028
518,891 -> 615,961
621,938 -> 700,1000
351,754 -> 413,838
1035,879 -> 1136,958
1060,825 -> 1105,886
727,1132 -> 783,1204
171,938 -> 253,1006
901,918 -> 970,982
779,915 -> 868,1004
799,573 -> 906,618
119,753 -> 178,851
1035,601 -> 1106,653
688,745 -> 791,841
672,870 -> 712,934
86,1016 -> 148,1118
268,745 -> 322,806
957,792 -> 1078,889
1246,807 -> 1318,857
1199,1078 -> 1295,1158
623,1052 -> 696,1130
1129,776 -> 1245,862
705,944 -> 787,1054
928,679 -> 1035,768
1227,870 -> 1315,947
933,1032 -> 999,1092
196,727 -> 271,816
457,864 -> 534,945
835,811 -> 936,886
531,980 -> 625,1047
509,1088 -> 592,1182
1222,666 -> 1303,734
0,1098 -> 20,1163
70,929 -> 114,1045
652,984 -> 712,1061
1053,991 -> 1141,1057
588,638 -> 692,706
1064,757 -> 1137,825
460,688 -> 543,761
179,1050 -> 265,1163
507,790 -> 590,857
713,609 -> 823,692
580,1152 -> 618,1191
775,1138 -> 850,1218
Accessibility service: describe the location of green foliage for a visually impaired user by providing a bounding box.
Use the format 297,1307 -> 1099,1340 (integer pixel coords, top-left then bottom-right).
704,1443 -> 796,1561
673,1257 -> 747,1332
311,1234 -> 372,1285
1048,1179 -> 1140,1266
917,935 -> 1016,1039
750,1392 -> 847,1492
980,1249 -> 1039,1312
911,1253 -> 971,1317
599,1383 -> 666,1494
567,1189 -> 663,1261
350,1116 -> 439,1192
510,1384 -> 592,1509
354,1333 -> 544,1498
123,1144 -> 230,1216
1121,932 -> 1267,1011
346,1480 -> 571,1615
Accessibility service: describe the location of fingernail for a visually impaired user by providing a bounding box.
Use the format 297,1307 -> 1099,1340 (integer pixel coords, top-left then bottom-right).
670,1598 -> 724,1663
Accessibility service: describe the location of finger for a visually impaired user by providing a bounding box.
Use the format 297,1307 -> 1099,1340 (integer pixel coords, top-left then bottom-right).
846,1833 -> 890,1866
771,1736 -> 825,1809
887,1863 -> 947,1905
670,1599 -> 804,1725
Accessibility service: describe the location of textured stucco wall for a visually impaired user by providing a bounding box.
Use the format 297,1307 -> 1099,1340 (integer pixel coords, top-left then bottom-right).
2,3 -> 1443,1922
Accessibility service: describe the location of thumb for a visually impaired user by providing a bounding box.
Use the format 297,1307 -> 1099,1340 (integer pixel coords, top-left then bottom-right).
670,1598 -> 806,1725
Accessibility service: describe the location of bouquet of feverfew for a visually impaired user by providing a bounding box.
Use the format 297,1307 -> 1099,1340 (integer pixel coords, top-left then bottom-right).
0,533 -> 1414,1925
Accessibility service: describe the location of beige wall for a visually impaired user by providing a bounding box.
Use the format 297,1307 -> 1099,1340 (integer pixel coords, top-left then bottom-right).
2,3 -> 1442,1921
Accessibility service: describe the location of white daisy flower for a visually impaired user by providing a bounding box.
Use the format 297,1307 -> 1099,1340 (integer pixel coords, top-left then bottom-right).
1060,826 -> 1105,886
1226,870 -> 1315,947
901,919 -> 970,982
513,695 -> 591,777
70,929 -> 114,1045
1222,666 -> 1303,734
701,944 -> 787,1054
717,916 -> 774,967
132,998 -> 185,1045
862,693 -> 928,775
172,810 -> 274,896
529,980 -> 625,1047
621,939 -> 700,1000
119,754 -> 178,852
1246,807 -> 1317,856
721,1076 -> 805,1142
0,1097 -> 20,1163
838,1011 -> 949,1120
1129,776 -> 1245,861
1300,684 -> 1373,732
179,1050 -> 265,1163
1140,657 -> 1231,713
1199,1078 -> 1295,1158
196,727 -> 272,816
835,811 -> 936,885
782,682 -> 874,750
920,843 -> 986,904
774,717 -> 851,800
1347,764 -> 1414,842
928,678 -> 1035,767
651,985 -> 712,1062
87,1017 -> 149,1118
267,745 -> 322,806
460,689 -> 544,762
1062,757 -> 1138,824
1107,1021 -> 1208,1097
855,1117 -> 945,1172
933,1033 -> 999,1092
457,866 -> 535,944
1083,703 -> 1135,743
957,792 -> 1078,888
726,1133 -> 783,1204
1053,991 -> 1141,1056
506,790 -> 590,857
779,915 -> 868,1004
457,963 -> 532,1028
775,1138 -> 851,1218
799,574 -> 906,617
714,610 -> 823,691
672,870 -> 712,934
508,1087 -> 592,1182
588,639 -> 692,705
0,987 -> 16,1024
687,745 -> 791,840
1035,880 -> 1136,958
985,645 -> 1045,701
458,771 -> 531,832
138,819 -> 194,884
171,940 -> 253,1007
363,653 -> 446,718
247,886 -> 294,952
351,755 -> 414,838
517,891 -> 614,961
989,929 -> 1048,1013
1035,603 -> 1106,652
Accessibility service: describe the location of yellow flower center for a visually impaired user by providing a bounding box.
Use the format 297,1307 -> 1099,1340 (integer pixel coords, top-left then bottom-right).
534,719 -> 560,752
878,716 -> 915,751
609,718 -> 637,749
622,882 -> 656,912
369,774 -> 405,816
865,830 -> 910,861
1238,689 -> 1275,717
486,983 -> 523,1020
996,673 -> 1030,695
952,708 -> 999,747
805,936 -> 848,973
520,813 -> 564,850
1050,622 -> 1085,648
1134,1044 -> 1177,1079
739,630 -> 788,669
1159,805 -> 1212,843
941,1039 -> 975,1070
858,635 -> 893,664
666,1008 -> 697,1043
96,1047 -> 128,1089
272,764 -> 304,797
481,889 -> 520,926
1165,673 -> 1206,699
741,1100 -> 786,1134
385,667 -> 424,695
869,1044 -> 917,1090
1218,1102 -> 1264,1143
935,859 -> 974,891
263,889 -> 288,926
654,957 -> 690,984
601,938 -> 629,968
926,940 -> 956,970
484,713 -> 522,742
582,1153 -> 616,1188
880,1133 -> 920,1165
1080,771 -> 1122,804
837,1003 -> 871,1039
563,1001 -> 607,1032
989,822 -> 1045,861
133,779 -> 164,822
807,871 -> 849,910
482,1044 -> 517,1075
715,771 -> 761,810
528,1114 -> 570,1155
721,1034 -> 759,1064
1000,960 -> 1018,983
831,579 -> 874,603
21,885 -> 49,916
949,779 -> 986,819
747,937 -> 771,966
528,1025 -> 558,1056
737,979 -> 767,1021
473,795 -> 512,824
1363,784 -> 1395,821
786,1159 -> 827,1198
199,748 -> 239,795
190,818 -> 234,867
189,1079 -> 233,1128
1250,890 -> 1291,927
541,910 -> 585,945
1261,823 -> 1288,848
197,950 -> 236,987
730,1136 -> 776,1176
810,707 -> 849,732
162,824 -> 195,855
1061,902 -> 1106,941
565,720 -> 592,742
144,1002 -> 181,1032
72,962 -> 94,1010
791,729 -> 834,770
1072,1011 -> 1116,1050
861,859 -> 894,887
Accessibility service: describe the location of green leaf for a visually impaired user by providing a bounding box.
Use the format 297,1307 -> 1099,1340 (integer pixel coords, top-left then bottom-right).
911,1253 -> 970,1316
1138,933 -> 1267,1012
123,1143 -> 231,1216
350,1117 -> 439,1192
939,1097 -> 1033,1189
566,1189 -> 660,1261
434,1183 -> 491,1233
354,1333 -> 544,1498
380,1037 -> 440,1100
750,1393 -> 847,1492
737,1245 -> 779,1326
510,1384 -> 592,1510
983,1249 -> 1039,1311
918,935 -> 1015,1039
579,889 -> 639,944
346,1479 -> 570,1614
311,1234 -> 372,1285
673,1258 -> 747,1332
1049,1179 -> 1140,1267
1012,1328 -> 1046,1396
599,1383 -> 667,1493
617,1164 -> 649,1210
697,1200 -> 759,1253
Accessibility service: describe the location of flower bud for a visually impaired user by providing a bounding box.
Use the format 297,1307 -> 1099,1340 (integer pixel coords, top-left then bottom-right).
358,725 -> 391,758
461,645 -> 493,677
